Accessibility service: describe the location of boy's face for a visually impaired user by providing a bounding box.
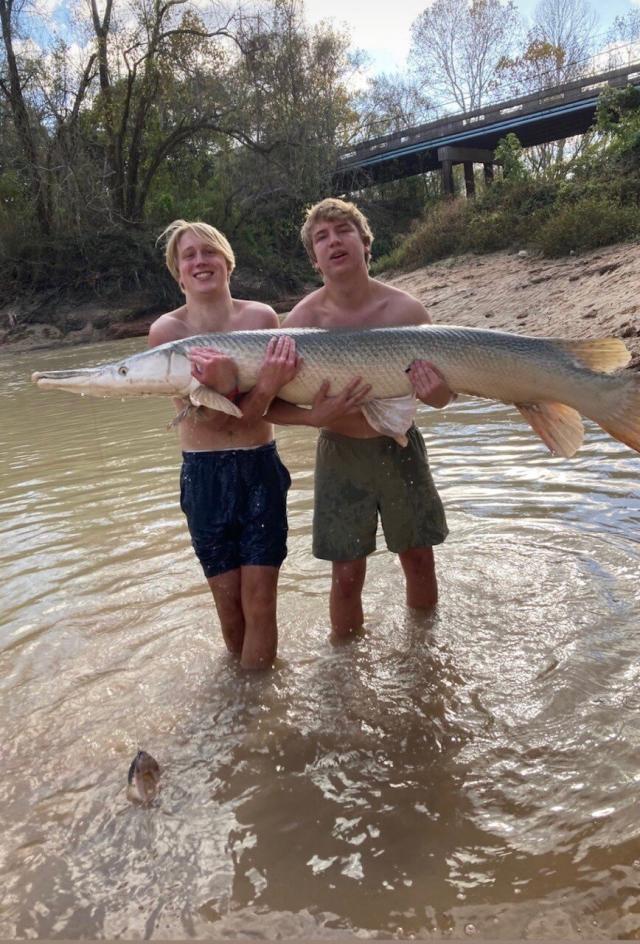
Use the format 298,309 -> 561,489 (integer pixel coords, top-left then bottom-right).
176,231 -> 230,295
309,216 -> 369,278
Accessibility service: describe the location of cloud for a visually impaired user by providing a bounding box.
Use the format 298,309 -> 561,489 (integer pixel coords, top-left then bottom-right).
303,0 -> 429,73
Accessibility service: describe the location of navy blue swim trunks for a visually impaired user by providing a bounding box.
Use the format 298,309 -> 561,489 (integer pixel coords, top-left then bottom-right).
180,442 -> 291,578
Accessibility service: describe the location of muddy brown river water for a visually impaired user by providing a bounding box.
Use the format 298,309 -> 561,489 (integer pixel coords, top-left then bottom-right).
1,339 -> 640,939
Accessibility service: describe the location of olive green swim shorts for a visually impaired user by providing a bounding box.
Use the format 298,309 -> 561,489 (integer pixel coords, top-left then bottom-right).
313,425 -> 448,561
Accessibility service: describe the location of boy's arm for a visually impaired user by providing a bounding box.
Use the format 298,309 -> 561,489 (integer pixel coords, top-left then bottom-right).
266,377 -> 371,427
235,335 -> 301,424
395,294 -> 456,407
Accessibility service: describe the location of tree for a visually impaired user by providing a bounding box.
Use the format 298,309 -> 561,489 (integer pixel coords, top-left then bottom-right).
596,84 -> 640,160
409,0 -> 523,113
220,0 -> 360,269
496,0 -> 597,171
0,0 -> 53,232
355,72 -> 433,139
606,10 -> 640,70
494,132 -> 529,180
86,0 -> 244,225
529,0 -> 596,84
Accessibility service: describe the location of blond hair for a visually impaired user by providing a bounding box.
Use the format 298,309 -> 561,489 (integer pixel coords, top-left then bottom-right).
158,219 -> 236,282
300,198 -> 374,265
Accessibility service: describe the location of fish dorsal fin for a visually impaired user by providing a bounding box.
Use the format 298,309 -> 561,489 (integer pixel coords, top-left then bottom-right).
516,401 -> 584,457
552,338 -> 630,373
361,394 -> 418,447
188,382 -> 243,417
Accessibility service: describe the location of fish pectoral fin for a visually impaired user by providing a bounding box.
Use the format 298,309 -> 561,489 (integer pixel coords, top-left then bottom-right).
515,401 -> 584,458
361,394 -> 417,447
189,383 -> 243,417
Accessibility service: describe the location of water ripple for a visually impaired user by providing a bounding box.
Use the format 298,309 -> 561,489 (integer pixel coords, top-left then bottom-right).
1,341 -> 640,937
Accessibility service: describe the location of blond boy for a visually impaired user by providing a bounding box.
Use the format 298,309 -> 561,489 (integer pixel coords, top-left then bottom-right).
149,220 -> 299,669
267,199 -> 453,636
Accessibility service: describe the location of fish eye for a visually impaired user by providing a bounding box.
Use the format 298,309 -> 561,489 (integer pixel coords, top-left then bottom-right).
118,365 -> 128,376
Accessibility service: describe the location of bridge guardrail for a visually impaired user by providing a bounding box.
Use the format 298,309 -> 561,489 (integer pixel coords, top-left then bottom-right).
338,63 -> 640,167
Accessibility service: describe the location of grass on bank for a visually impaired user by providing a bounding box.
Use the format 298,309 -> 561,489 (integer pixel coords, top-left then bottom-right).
372,176 -> 640,275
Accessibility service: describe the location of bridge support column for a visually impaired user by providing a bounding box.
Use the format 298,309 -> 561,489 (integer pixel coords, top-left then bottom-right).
463,161 -> 475,197
438,146 -> 498,198
441,160 -> 454,196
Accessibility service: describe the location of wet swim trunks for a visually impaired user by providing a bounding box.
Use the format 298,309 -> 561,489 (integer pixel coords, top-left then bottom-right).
180,442 -> 291,578
313,425 -> 448,561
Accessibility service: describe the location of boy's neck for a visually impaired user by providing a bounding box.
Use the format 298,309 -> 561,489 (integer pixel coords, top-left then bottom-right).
183,285 -> 235,331
323,268 -> 373,310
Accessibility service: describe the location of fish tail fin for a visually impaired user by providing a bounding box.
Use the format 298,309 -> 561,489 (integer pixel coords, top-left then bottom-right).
592,371 -> 640,455
516,401 -> 585,457
553,338 -> 631,373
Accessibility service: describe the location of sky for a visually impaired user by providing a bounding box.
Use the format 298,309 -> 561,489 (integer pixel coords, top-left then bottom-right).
302,0 -> 639,75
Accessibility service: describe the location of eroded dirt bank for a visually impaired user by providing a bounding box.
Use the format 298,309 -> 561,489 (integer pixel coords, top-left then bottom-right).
2,242 -> 639,367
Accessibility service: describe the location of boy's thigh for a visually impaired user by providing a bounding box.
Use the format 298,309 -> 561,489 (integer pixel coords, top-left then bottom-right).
238,447 -> 291,568
378,427 -> 448,553
180,456 -> 241,577
313,433 -> 379,561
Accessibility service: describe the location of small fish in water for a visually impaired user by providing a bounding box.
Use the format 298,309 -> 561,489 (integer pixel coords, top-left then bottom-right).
127,750 -> 160,805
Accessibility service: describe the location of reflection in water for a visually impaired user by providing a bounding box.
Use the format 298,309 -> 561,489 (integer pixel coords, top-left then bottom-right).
1,340 -> 640,938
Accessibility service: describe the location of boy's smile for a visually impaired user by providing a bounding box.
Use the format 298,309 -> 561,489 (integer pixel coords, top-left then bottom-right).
177,233 -> 229,293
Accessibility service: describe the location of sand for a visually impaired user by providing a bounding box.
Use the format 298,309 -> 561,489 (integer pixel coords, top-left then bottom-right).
383,242 -> 640,370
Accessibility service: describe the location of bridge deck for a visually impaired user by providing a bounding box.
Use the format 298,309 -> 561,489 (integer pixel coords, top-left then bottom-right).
335,64 -> 640,187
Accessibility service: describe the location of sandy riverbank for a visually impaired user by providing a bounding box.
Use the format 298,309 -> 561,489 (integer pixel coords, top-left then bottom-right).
381,241 -> 640,369
2,242 -> 639,366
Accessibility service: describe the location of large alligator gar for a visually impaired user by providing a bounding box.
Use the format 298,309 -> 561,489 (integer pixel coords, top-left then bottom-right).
32,325 -> 640,457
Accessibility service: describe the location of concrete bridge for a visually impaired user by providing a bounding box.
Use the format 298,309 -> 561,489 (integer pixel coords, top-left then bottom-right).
335,63 -> 640,195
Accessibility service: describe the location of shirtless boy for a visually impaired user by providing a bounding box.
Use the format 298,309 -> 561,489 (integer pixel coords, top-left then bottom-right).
267,198 -> 454,637
148,219 -> 300,670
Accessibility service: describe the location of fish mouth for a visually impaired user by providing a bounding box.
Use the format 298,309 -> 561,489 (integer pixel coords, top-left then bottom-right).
31,364 -> 124,395
32,366 -> 105,385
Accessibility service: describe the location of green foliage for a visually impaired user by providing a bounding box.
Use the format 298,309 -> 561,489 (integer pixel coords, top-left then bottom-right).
375,124 -> 640,273
595,86 -> 640,162
372,199 -> 472,271
3,2 -> 640,309
0,227 -> 177,310
494,133 -> 530,181
532,197 -> 640,256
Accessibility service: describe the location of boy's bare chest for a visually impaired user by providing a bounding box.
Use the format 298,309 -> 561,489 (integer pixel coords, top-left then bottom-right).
317,301 -> 391,329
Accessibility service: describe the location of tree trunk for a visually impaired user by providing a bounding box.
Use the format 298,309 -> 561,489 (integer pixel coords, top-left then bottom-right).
0,0 -> 51,233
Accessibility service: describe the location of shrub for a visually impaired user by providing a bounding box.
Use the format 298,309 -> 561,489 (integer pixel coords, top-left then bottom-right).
465,207 -> 525,252
372,199 -> 471,271
533,197 -> 640,256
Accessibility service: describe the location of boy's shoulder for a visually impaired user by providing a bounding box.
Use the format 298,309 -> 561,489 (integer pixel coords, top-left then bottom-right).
232,299 -> 280,329
282,288 -> 326,327
148,306 -> 190,347
372,279 -> 431,326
